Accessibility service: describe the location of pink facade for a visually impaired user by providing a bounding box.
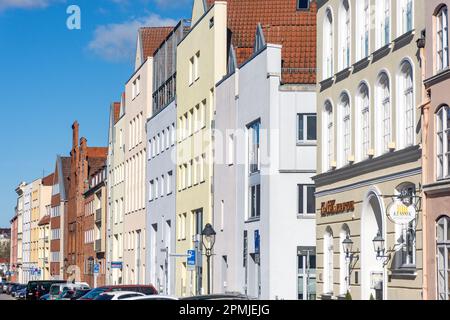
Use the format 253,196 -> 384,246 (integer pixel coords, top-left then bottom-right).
9,214 -> 18,282
422,0 -> 450,300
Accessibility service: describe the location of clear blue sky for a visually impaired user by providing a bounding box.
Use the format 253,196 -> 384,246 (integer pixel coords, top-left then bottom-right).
0,0 -> 192,227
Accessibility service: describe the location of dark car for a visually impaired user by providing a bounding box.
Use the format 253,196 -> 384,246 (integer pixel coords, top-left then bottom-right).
16,288 -> 27,300
180,293 -> 254,300
58,288 -> 91,300
11,284 -> 26,298
1,282 -> 11,293
26,280 -> 67,301
78,285 -> 158,300
6,283 -> 18,295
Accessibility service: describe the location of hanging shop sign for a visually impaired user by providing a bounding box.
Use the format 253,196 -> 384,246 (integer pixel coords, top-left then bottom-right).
320,200 -> 355,217
388,200 -> 416,224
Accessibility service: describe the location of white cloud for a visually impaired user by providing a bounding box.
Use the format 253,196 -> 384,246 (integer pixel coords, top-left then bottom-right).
0,0 -> 61,11
88,13 -> 176,62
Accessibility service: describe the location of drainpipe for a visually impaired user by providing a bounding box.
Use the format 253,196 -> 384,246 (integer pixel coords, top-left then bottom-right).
417,30 -> 429,300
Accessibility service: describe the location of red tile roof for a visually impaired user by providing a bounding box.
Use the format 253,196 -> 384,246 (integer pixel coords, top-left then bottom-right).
210,0 -> 317,84
87,147 -> 108,159
140,27 -> 174,59
38,215 -> 50,226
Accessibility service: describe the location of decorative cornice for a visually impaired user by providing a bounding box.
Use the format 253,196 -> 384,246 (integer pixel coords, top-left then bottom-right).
424,68 -> 450,89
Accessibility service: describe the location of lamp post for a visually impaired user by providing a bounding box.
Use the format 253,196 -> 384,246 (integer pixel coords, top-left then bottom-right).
201,223 -> 216,295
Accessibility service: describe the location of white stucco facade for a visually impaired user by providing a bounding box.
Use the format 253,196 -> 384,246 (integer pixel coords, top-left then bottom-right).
213,44 -> 317,300
146,100 -> 177,295
22,183 -> 32,283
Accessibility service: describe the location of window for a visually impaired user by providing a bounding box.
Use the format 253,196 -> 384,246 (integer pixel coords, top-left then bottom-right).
220,200 -> 224,231
297,248 -> 316,300
437,216 -> 450,300
323,101 -> 334,170
200,154 -> 206,182
193,209 -> 203,236
323,8 -> 334,79
298,185 -> 315,215
248,184 -> 261,219
51,228 -> 61,240
437,6 -> 449,72
399,0 -> 413,36
357,0 -> 370,60
167,171 -> 173,195
398,61 -> 414,149
160,175 -> 165,197
248,120 -> 261,174
376,0 -> 391,48
297,0 -> 310,10
437,106 -> 450,179
358,83 -> 371,160
338,93 -> 351,167
189,57 -> 194,85
339,0 -> 351,70
376,72 -> 391,155
394,184 -> 416,269
194,51 -> 200,81
297,114 -> 317,143
228,134 -> 234,165
171,123 -> 175,145
323,228 -> 334,295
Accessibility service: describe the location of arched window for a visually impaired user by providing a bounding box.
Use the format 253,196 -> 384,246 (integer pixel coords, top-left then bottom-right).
338,92 -> 351,167
393,183 -> 416,269
437,216 -> 450,300
339,224 -> 350,296
436,5 -> 449,72
323,8 -> 334,79
357,83 -> 371,161
376,72 -> 391,155
323,101 -> 334,171
356,0 -> 370,60
339,0 -> 351,70
398,60 -> 414,149
323,227 -> 334,295
398,0 -> 413,36
376,0 -> 391,49
437,105 -> 450,179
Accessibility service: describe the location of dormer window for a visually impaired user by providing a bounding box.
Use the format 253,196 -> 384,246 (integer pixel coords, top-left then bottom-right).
297,0 -> 310,10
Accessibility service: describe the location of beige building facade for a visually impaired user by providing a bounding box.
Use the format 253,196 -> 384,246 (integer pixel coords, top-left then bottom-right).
314,0 -> 424,300
175,0 -> 227,297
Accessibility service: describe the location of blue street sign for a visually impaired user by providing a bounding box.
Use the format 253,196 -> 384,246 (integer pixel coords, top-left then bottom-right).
187,250 -> 196,268
93,263 -> 100,274
255,230 -> 260,254
111,261 -> 123,269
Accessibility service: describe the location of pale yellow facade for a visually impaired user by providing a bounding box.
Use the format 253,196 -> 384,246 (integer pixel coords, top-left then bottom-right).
175,0 -> 227,297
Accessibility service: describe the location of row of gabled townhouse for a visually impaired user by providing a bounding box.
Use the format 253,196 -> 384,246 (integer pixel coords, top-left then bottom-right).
104,0 -> 319,300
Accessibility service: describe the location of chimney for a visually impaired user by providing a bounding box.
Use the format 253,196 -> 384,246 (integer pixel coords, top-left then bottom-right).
72,121 -> 79,148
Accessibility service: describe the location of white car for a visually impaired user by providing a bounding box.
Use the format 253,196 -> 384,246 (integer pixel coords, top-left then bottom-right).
95,291 -> 146,300
122,295 -> 179,301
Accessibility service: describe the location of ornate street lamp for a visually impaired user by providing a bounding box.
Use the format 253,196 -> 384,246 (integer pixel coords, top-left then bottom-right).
342,235 -> 353,259
201,223 -> 216,295
372,230 -> 390,267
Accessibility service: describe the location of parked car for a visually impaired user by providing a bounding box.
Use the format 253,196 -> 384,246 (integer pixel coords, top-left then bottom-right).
1,282 -> 10,293
49,282 -> 90,300
122,295 -> 179,301
94,291 -> 145,301
26,280 -> 67,300
11,284 -> 26,298
39,294 -> 50,300
180,293 -> 254,300
6,283 -> 18,295
78,285 -> 158,300
57,288 -> 91,300
16,288 -> 27,300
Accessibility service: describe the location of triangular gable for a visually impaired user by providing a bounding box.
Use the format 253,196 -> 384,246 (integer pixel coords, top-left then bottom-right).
134,30 -> 143,71
227,44 -> 237,75
192,0 -> 209,25
254,23 -> 266,53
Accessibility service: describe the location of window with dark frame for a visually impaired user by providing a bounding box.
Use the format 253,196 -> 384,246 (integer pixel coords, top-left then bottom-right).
298,184 -> 316,215
249,184 -> 261,219
297,114 -> 317,143
297,0 -> 310,10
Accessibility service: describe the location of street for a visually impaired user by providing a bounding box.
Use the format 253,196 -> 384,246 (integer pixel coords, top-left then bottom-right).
0,294 -> 14,300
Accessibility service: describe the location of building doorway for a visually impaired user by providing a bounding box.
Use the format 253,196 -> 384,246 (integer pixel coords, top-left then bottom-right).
361,189 -> 385,300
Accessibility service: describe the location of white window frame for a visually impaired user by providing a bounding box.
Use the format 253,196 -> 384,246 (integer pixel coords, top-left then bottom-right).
397,60 -> 415,149
436,6 -> 449,72
376,0 -> 391,49
437,216 -> 450,300
323,229 -> 334,295
398,0 -> 414,36
356,0 -> 370,60
376,72 -> 391,155
323,101 -> 334,171
339,0 -> 351,70
323,8 -> 334,79
297,184 -> 316,216
437,106 -> 450,179
297,113 -> 317,144
338,93 -> 351,167
357,83 -> 371,161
